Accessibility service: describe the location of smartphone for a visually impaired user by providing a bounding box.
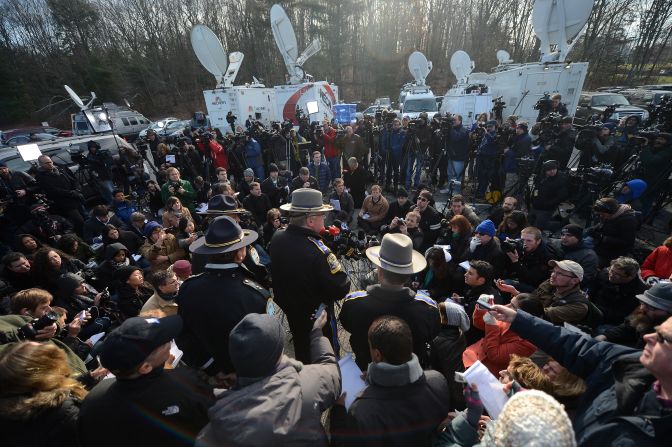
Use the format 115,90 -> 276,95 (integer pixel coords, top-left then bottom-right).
314,303 -> 327,319
477,301 -> 495,311
79,311 -> 87,322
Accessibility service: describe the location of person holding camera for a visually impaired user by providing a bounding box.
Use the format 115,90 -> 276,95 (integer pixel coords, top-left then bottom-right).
539,116 -> 574,170
529,160 -> 569,232
85,140 -> 115,205
226,111 -> 237,133
405,113 -> 433,191
35,155 -> 86,235
383,211 -> 424,251
475,120 -> 499,199
161,167 -> 197,214
440,114 -> 470,195
502,121 -> 532,198
503,226 -> 556,291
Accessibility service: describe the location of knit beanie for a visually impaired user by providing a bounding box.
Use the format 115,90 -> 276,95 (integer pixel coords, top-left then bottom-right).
482,390 -> 576,447
114,265 -> 142,284
442,301 -> 470,332
143,221 -> 163,238
475,219 -> 496,237
229,313 -> 284,378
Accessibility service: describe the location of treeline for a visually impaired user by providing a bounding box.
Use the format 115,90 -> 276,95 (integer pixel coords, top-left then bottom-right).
0,0 -> 670,127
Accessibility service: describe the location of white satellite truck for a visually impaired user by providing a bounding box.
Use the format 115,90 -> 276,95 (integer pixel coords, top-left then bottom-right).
191,25 -> 277,132
399,51 -> 438,120
440,0 -> 593,125
270,3 -> 338,123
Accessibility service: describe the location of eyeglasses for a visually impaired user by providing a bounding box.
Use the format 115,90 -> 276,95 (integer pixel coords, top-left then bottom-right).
551,269 -> 576,279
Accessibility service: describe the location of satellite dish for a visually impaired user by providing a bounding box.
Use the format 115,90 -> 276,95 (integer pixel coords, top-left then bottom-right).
64,85 -> 95,111
408,51 -> 432,86
222,52 -> 244,88
450,51 -> 474,83
64,85 -> 84,109
191,25 -> 229,82
270,4 -> 318,84
496,50 -> 512,64
532,0 -> 594,62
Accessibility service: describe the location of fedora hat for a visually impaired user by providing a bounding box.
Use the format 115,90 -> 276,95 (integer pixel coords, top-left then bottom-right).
189,216 -> 258,255
280,188 -> 333,214
366,233 -> 427,275
198,194 -> 247,215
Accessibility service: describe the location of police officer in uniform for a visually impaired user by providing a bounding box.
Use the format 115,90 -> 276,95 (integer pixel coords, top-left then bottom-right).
340,233 -> 441,370
176,215 -> 269,378
270,188 -> 351,363
193,194 -> 269,286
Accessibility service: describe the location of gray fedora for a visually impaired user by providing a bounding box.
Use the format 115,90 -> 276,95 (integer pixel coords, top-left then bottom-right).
636,281 -> 672,313
366,233 -> 427,275
280,188 -> 333,214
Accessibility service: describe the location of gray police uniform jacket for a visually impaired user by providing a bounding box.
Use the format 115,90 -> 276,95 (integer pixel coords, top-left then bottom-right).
176,263 -> 269,375
340,285 -> 441,370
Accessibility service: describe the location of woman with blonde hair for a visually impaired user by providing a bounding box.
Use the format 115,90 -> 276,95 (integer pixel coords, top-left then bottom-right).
0,341 -> 87,446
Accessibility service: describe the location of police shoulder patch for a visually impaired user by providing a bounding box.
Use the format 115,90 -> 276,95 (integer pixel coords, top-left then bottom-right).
414,291 -> 438,308
327,252 -> 342,274
344,290 -> 368,301
308,237 -> 332,255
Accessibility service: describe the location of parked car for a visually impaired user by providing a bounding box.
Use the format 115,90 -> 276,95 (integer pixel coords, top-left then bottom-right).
574,92 -> 649,124
1,126 -> 70,143
620,89 -> 671,108
138,117 -> 179,139
2,133 -> 58,147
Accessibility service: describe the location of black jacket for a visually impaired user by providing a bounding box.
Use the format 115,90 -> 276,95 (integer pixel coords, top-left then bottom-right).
385,199 -> 412,224
242,193 -> 272,227
330,365 -> 450,447
260,176 -> 289,208
590,205 -> 639,262
343,166 -> 368,208
340,285 -> 441,370
540,128 -> 574,169
176,263 -> 268,374
553,240 -> 599,285
82,214 -> 126,244
411,205 -> 443,251
532,172 -> 568,211
466,237 -> 507,278
78,368 -> 214,447
511,311 -> 672,446
505,241 -> 555,288
590,270 -> 647,326
0,394 -> 80,447
19,213 -> 74,244
34,167 -> 83,211
431,326 -> 467,409
117,283 -> 153,319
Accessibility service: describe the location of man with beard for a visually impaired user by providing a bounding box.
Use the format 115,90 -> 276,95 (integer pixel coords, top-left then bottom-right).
141,270 -> 180,316
597,282 -> 672,348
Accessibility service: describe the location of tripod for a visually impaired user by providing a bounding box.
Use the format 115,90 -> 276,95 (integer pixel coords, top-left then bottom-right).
400,132 -> 423,190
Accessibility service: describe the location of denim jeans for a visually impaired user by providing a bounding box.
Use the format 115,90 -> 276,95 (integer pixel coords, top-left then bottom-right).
406,152 -> 424,189
446,160 -> 465,194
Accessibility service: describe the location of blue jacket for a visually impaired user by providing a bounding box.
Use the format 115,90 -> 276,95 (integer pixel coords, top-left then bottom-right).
477,131 -> 498,157
448,125 -> 470,161
617,179 -> 648,204
244,138 -> 262,168
510,311 -> 672,446
380,128 -> 406,157
502,133 -> 532,173
309,162 -> 331,192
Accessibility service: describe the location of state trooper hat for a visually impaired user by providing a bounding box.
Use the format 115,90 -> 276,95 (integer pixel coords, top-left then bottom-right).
280,188 -> 333,214
189,215 -> 257,255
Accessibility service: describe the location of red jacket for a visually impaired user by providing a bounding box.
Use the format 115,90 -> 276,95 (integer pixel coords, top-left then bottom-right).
463,306 -> 536,375
209,139 -> 229,170
323,127 -> 338,158
641,245 -> 672,280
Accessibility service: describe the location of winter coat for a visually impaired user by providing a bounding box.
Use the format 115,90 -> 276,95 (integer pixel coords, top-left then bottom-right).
19,214 -> 74,245
380,128 -> 406,157
243,193 -> 272,226
591,204 -> 639,262
552,240 -> 599,285
360,195 -> 389,224
445,205 -> 480,228
330,354 -> 450,447
463,307 -> 536,376
161,207 -> 193,229
410,204 -> 443,251
160,179 -> 197,213
329,190 -> 355,223
504,241 -> 555,288
139,234 -> 187,272
532,280 -> 596,328
342,134 -> 368,162
639,143 -> 672,193
197,329 -> 340,447
0,391 -> 81,447
466,237 -> 507,279
261,176 -> 289,208
448,233 -> 471,263
244,138 -> 263,169
532,172 -> 569,211
431,326 -> 467,409
343,166 -> 368,208
308,162 -> 332,192
323,127 -> 338,159
95,243 -> 135,289
34,167 -> 83,212
502,133 -> 532,173
447,125 -> 470,161
101,229 -> 144,256
477,131 -> 498,157
385,199 -> 412,224
140,291 -> 178,316
82,214 -> 125,244
641,245 -> 672,280
510,310 -> 672,446
116,283 -> 154,318
290,175 -> 319,192
590,269 -> 646,326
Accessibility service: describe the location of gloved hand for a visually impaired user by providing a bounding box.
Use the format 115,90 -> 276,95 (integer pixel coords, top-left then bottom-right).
463,384 -> 484,428
469,236 -> 481,252
646,276 -> 660,286
483,312 -> 497,325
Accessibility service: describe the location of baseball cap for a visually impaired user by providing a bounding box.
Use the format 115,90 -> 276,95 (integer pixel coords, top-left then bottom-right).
548,260 -> 584,281
561,224 -> 583,239
99,315 -> 183,372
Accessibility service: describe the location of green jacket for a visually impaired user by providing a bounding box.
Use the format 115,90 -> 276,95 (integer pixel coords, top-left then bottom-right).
160,179 -> 196,212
